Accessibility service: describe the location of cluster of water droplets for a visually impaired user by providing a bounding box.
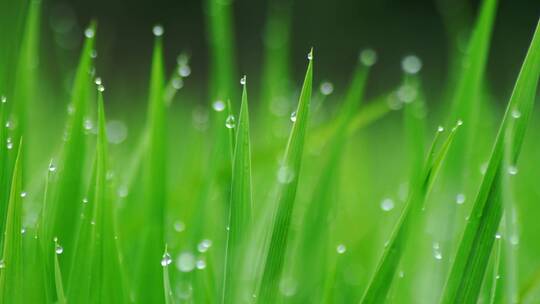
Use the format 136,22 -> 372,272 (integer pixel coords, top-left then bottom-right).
161,251 -> 172,267
432,241 -> 442,260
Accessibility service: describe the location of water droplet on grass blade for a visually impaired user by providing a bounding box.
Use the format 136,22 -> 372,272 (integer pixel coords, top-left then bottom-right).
359,48 -> 377,66
84,27 -> 95,38
20,191 -> 27,198
172,77 -> 184,89
1,96 -> 6,103
240,75 -> 246,85
380,198 -> 394,211
21,228 -> 26,234
320,82 -> 334,95
196,259 -> 206,270
508,165 -> 518,175
55,242 -> 64,254
178,65 -> 191,77
495,232 -> 502,239
152,25 -> 164,37
94,77 -> 102,85
401,55 -> 422,74
225,115 -> 236,129
97,84 -> 105,92
456,193 -> 466,205
277,165 -> 295,184
336,244 -> 347,254
174,220 -> 185,232
161,252 -> 172,267
197,239 -> 212,253
0,260 -> 5,268
307,50 -> 313,61
512,109 -> 521,118
438,126 -> 444,132
176,252 -> 196,272
82,197 -> 88,204
290,111 -> 297,122
212,100 -> 225,112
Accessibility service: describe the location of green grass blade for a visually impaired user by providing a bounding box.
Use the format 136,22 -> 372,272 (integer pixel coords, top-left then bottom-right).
222,80 -> 253,303
256,49 -> 313,303
360,123 -> 461,304
440,19 -> 540,304
161,246 -> 174,304
54,242 -> 67,304
0,141 -> 23,303
136,30 -> 167,304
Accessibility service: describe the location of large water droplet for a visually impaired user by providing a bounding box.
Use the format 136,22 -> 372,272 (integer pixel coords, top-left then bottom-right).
212,100 -> 225,112
106,120 -> 128,144
359,49 -> 377,66
401,55 -> 422,74
380,198 -> 394,211
152,25 -> 164,37
176,251 -> 196,272
277,165 -> 295,184
161,252 -> 172,267
319,82 -> 334,95
336,244 -> 347,254
225,115 -> 236,129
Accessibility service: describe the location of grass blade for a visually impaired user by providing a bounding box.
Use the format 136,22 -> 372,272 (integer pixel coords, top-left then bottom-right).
256,49 -> 313,303
54,241 -> 67,304
222,79 -> 253,303
440,19 -> 540,304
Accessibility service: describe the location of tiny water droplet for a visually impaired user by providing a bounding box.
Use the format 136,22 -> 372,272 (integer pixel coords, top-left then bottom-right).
90,49 -> 98,59
152,25 -> 164,37
508,165 -> 518,175
1,96 -> 6,103
319,82 -> 334,95
240,75 -> 247,85
509,234 -> 519,245
277,165 -> 295,184
496,274 -> 501,280
511,109 -> 521,119
48,161 -> 57,172
290,111 -> 297,122
456,193 -> 466,205
97,84 -> 105,92
359,49 -> 377,66
432,242 -> 442,260
161,252 -> 172,267
21,228 -> 26,234
82,197 -> 88,204
20,192 -> 27,198
225,115 -> 236,129
178,66 -> 191,77
94,77 -> 102,85
0,260 -> 5,268
172,77 -> 184,89
380,198 -> 394,211
457,119 -> 463,126
307,51 -> 313,61
212,100 -> 225,112
397,84 -> 417,103
6,138 -> 13,150
83,119 -> 93,131
401,55 -> 422,74
176,251 -> 196,272
197,239 -> 212,253
84,27 -> 95,38
174,220 -> 185,232
55,243 -> 64,255
336,244 -> 347,254
196,259 -> 206,270
438,126 -> 444,132
398,271 -> 405,278
495,232 -> 502,239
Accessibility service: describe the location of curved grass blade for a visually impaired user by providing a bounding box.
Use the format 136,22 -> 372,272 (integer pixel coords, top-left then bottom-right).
0,140 -> 23,303
256,49 -> 313,303
222,80 -> 252,303
440,19 -> 540,304
360,123 -> 461,304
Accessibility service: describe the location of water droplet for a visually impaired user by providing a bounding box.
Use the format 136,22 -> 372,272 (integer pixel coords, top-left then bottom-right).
290,111 -> 297,122
398,271 -> 405,278
432,242 -> 442,260
508,165 -> 518,175
240,75 -> 247,85
152,25 -> 164,37
380,198 -> 395,211
55,243 -> 64,255
196,259 -> 206,270
178,65 -> 191,77
397,84 -> 417,103
117,185 -> 128,198
6,137 -> 13,150
277,165 -> 295,184
197,239 -> 212,253
177,54 -> 189,66
225,115 -> 236,129
1,96 -> 6,103
48,161 -> 57,173
495,232 -> 502,239
401,55 -> 422,74
174,220 -> 185,232
457,119 -> 463,126
336,244 -> 347,254
106,120 -> 128,144
0,260 -> 5,268
509,234 -> 519,245
456,193 -> 466,205
212,100 -> 225,112
21,228 -> 26,234
176,251 -> 195,272
359,49 -> 377,66
172,77 -> 184,90
20,192 -> 27,198
319,82 -> 334,95
94,77 -> 102,85
83,119 -> 93,131
5,120 -> 12,129
438,126 -> 444,132
307,51 -> 313,61
511,109 -> 521,119
84,27 -> 95,38
82,197 -> 88,204
496,274 -> 501,280
97,84 -> 105,92
161,252 -> 172,267
90,49 -> 98,59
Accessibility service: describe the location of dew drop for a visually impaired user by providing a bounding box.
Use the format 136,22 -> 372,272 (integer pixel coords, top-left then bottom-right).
174,220 -> 185,232
225,115 -> 236,129
21,228 -> 26,234
380,198 -> 395,212
495,232 -> 502,239
97,84 -> 105,92
290,111 -> 297,122
84,27 -> 95,38
82,197 -> 88,204
197,239 -> 212,253
359,49 -> 377,66
401,55 -> 422,74
178,66 -> 191,77
456,193 -> 466,205
0,260 -> 5,268
432,242 -> 442,260
277,165 -> 295,184
94,77 -> 102,85
83,119 -> 93,131
1,96 -> 6,103
307,51 -> 313,61
161,252 -> 172,267
336,244 -> 347,254
508,165 -> 518,175
90,49 -> 98,59
319,82 -> 334,95
398,271 -> 405,278
172,78 -> 184,90
176,251 -> 196,272
457,119 -> 463,126
212,100 -> 225,112
511,109 -> 521,119
106,120 -> 128,144
20,191 -> 27,198
397,84 -> 417,103
6,138 -> 13,150
152,25 -> 164,37
196,259 -> 206,270
55,243 -> 64,255
240,75 -> 247,85
509,234 -> 519,245
48,161 -> 57,172
437,126 -> 444,132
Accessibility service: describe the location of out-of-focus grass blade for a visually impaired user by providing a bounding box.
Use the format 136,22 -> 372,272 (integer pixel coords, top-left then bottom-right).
256,49 -> 313,303
54,242 -> 67,304
136,30 -> 167,304
0,141 -> 23,303
440,20 -> 540,304
222,80 -> 253,303
45,22 -> 97,276
360,123 -> 461,304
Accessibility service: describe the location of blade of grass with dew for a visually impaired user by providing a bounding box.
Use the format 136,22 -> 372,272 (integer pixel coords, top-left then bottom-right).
0,141 -> 23,303
161,246 -> 174,304
54,243 -> 66,304
296,51 -> 373,300
44,22 -> 97,277
440,20 -> 540,304
222,80 -> 252,304
0,96 -> 11,246
360,122 -> 462,304
256,49 -> 313,303
136,30 -> 167,304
